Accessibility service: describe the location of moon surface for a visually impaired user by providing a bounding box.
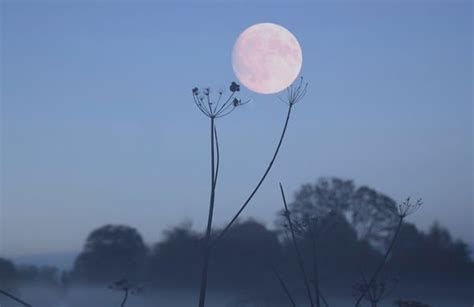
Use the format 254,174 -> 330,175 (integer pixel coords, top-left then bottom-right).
232,23 -> 303,94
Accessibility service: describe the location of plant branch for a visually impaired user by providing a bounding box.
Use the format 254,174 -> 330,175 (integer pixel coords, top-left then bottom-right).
280,183 -> 315,307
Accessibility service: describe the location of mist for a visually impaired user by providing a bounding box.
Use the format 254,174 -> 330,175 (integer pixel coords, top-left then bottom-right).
2,284 -> 472,307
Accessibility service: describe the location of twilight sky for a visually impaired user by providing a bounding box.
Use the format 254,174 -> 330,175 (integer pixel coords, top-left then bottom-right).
1,1 -> 472,256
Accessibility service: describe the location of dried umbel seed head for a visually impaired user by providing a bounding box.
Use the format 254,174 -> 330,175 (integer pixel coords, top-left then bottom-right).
192,81 -> 249,118
279,76 -> 308,106
397,197 -> 422,218
230,81 -> 240,92
109,279 -> 145,295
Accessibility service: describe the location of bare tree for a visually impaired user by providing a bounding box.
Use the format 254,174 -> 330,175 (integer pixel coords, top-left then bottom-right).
192,78 -> 307,307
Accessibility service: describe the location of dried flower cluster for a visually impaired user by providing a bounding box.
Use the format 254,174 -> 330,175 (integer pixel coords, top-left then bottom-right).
397,197 -> 423,218
192,81 -> 249,118
109,279 -> 144,307
279,77 -> 308,106
353,275 -> 399,306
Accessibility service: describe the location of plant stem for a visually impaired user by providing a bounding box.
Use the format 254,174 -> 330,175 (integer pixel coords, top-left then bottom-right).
280,183 -> 315,307
198,117 -> 217,307
354,217 -> 403,307
271,264 -> 296,307
0,288 -> 32,307
120,289 -> 129,307
212,105 -> 293,246
312,236 -> 321,307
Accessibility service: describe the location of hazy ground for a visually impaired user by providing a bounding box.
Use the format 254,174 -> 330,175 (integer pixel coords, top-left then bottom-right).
1,285 -> 472,307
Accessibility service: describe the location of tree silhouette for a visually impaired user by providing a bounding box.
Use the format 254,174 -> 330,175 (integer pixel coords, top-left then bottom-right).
288,177 -> 399,249
73,225 -> 148,283
148,222 -> 201,288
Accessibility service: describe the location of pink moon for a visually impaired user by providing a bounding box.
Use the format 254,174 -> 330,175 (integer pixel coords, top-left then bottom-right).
232,23 -> 303,94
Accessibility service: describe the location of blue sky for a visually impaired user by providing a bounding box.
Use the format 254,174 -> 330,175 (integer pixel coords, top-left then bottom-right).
1,1 -> 472,256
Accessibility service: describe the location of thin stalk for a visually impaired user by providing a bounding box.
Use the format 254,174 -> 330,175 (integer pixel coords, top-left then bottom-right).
354,217 -> 404,307
213,125 -> 220,187
280,183 -> 315,307
271,264 -> 296,307
120,289 -> 129,307
312,236 -> 321,307
0,288 -> 32,307
198,117 -> 218,307
212,105 -> 293,246
320,288 -> 329,307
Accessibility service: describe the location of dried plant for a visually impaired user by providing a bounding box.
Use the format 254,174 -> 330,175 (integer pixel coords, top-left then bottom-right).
108,279 -> 144,307
280,183 -> 315,307
397,197 -> 422,218
0,289 -> 32,307
353,275 -> 399,307
354,197 -> 422,307
213,77 -> 308,245
192,82 -> 249,119
192,78 -> 307,307
270,263 -> 297,307
277,185 -> 334,307
290,211 -> 334,307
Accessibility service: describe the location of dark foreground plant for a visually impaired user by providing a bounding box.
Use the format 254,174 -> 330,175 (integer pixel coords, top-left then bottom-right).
0,288 -> 32,307
279,183 -> 315,307
270,263 -> 297,307
192,78 -> 307,307
353,275 -> 398,307
108,279 -> 144,307
281,206 -> 335,307
354,197 -> 422,307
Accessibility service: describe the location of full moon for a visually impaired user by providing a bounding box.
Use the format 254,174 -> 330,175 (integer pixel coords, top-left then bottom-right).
232,23 -> 303,94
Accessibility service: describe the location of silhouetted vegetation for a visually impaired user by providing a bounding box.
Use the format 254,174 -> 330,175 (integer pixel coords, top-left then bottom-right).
191,78 -> 307,307
108,279 -> 144,307
1,177 -> 473,305
72,225 -> 147,283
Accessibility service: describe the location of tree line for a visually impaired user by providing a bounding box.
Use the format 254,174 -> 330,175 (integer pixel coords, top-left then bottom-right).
1,178 -> 473,300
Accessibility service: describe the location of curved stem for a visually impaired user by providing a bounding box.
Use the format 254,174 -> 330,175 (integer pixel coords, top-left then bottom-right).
354,216 -> 404,307
120,289 -> 129,307
213,124 -> 220,187
211,105 -> 293,246
280,183 -> 315,307
198,118 -> 217,307
0,288 -> 32,307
